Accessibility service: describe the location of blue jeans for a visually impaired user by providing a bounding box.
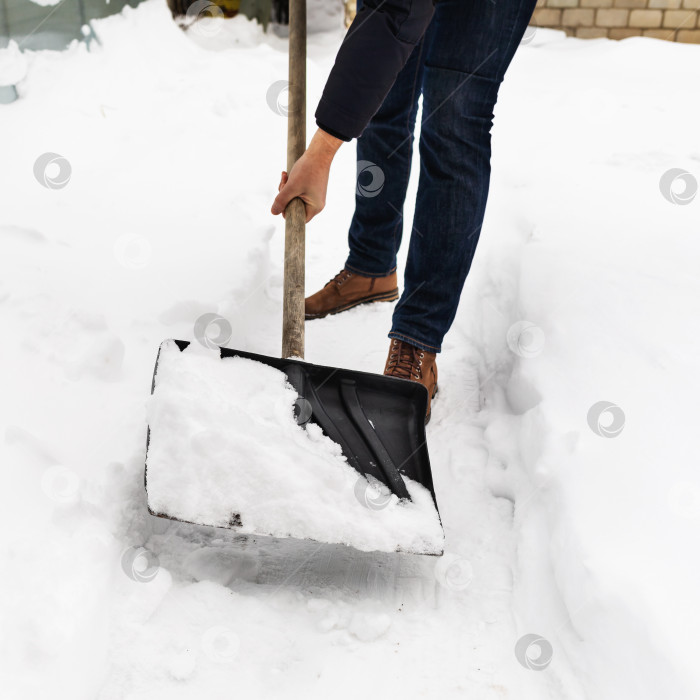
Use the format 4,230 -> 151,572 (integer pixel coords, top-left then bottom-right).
345,0 -> 537,353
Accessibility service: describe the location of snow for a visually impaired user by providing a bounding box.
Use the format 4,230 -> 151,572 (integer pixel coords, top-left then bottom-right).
146,340 -> 444,554
1,2 -> 699,699
0,41 -> 28,86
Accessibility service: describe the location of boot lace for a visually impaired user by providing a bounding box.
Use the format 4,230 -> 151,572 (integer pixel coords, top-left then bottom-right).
385,339 -> 424,381
328,269 -> 354,287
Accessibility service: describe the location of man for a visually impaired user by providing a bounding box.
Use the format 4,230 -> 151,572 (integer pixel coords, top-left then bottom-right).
272,0 -> 537,422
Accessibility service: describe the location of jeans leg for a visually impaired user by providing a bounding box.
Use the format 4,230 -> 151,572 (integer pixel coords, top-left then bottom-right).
345,13 -> 427,277
390,0 -> 537,352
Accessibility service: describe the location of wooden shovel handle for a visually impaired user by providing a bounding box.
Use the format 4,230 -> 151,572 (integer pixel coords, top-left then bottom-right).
282,0 -> 306,360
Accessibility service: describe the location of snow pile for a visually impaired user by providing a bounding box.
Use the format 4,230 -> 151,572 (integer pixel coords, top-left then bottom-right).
0,41 -> 28,86
460,30 -> 700,700
146,340 -> 444,554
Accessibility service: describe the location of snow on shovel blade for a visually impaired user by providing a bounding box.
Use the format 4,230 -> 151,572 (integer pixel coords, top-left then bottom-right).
144,339 -> 444,555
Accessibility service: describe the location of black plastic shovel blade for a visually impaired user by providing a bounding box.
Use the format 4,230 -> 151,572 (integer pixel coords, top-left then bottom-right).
145,340 -> 442,554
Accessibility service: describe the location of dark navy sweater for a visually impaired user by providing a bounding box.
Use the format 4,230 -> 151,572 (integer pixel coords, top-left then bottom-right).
315,0 -> 436,142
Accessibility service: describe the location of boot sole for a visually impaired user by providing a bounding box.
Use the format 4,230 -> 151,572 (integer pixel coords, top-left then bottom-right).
425,384 -> 439,425
305,289 -> 399,320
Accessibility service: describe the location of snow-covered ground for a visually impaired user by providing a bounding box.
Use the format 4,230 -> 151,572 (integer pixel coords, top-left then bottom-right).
2,2 -> 700,698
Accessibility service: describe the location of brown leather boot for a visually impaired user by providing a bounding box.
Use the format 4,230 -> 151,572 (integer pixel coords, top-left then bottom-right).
384,338 -> 438,424
305,269 -> 399,320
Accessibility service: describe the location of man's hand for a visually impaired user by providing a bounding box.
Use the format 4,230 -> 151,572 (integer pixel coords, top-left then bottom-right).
271,129 -> 343,224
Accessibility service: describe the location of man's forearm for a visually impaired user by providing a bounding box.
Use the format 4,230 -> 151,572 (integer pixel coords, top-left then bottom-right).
307,128 -> 344,166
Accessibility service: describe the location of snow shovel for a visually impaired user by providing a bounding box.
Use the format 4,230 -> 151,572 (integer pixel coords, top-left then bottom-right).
144,0 -> 443,554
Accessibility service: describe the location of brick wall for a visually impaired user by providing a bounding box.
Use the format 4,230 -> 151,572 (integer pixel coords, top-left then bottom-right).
532,0 -> 700,42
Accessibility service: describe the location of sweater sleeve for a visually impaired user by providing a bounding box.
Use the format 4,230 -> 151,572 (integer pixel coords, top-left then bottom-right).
315,0 -> 435,142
